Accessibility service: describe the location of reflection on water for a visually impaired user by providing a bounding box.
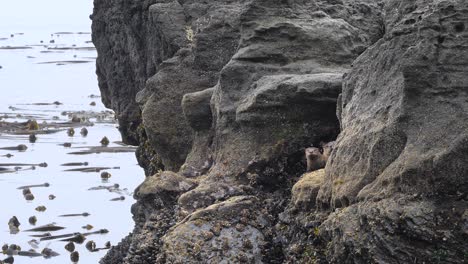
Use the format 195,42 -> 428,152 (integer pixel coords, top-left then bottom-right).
0,28 -> 143,264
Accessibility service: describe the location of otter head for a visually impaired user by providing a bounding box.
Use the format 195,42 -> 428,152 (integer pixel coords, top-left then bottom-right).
321,141 -> 335,158
305,147 -> 322,159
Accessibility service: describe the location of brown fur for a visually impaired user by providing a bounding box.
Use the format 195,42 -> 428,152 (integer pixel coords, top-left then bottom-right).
320,141 -> 335,160
305,141 -> 335,172
305,147 -> 326,172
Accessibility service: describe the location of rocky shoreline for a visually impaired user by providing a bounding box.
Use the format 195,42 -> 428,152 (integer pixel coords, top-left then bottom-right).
92,0 -> 468,263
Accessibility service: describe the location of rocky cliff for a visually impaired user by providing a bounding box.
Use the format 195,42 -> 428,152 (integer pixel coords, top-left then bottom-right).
92,0 -> 468,263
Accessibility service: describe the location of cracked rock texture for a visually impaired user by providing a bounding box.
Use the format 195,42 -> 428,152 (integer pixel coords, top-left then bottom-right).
92,0 -> 468,263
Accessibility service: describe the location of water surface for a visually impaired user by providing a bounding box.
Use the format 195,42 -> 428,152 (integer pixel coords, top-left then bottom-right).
0,3 -> 143,263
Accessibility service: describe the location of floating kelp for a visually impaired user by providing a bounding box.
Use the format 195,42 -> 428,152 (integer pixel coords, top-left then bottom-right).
41,247 -> 60,258
0,167 -> 14,173
25,223 -> 65,232
2,163 -> 47,168
35,206 -> 47,212
18,250 -> 43,257
87,184 -> 131,196
28,239 -> 40,249
58,212 -> 90,217
110,196 -> 125,201
36,60 -> 92,65
67,146 -> 136,155
0,46 -> 32,50
40,232 -> 81,241
47,46 -> 95,51
60,234 -> 86,244
17,182 -> 50,189
63,167 -> 119,172
60,162 -> 89,166
29,232 -> 52,238
0,144 -> 27,151
53,32 -> 91,35
17,102 -> 62,106
88,184 -> 119,191
83,229 -> 109,236
82,224 -> 93,230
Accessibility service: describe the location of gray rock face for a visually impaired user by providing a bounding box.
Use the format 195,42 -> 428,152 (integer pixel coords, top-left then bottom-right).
92,0 -> 159,144
92,0 -> 467,263
313,0 -> 468,262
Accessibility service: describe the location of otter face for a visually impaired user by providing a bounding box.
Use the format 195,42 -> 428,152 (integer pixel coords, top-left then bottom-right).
305,147 -> 321,158
322,141 -> 335,158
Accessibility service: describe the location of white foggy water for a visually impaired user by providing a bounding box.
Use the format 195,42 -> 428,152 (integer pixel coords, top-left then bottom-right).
0,1 -> 144,264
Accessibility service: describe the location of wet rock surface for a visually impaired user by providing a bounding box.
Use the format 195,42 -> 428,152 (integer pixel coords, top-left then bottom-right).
92,0 -> 468,263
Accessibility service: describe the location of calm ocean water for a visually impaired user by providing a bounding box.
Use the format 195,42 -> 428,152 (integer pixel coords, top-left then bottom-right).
0,1 -> 143,263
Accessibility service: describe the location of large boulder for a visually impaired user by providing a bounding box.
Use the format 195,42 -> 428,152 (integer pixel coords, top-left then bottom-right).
161,196 -> 270,263
203,0 -> 383,198
314,0 -> 468,262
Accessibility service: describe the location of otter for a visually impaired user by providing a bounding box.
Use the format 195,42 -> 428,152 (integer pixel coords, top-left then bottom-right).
305,147 -> 326,172
305,141 -> 336,172
320,141 -> 335,160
